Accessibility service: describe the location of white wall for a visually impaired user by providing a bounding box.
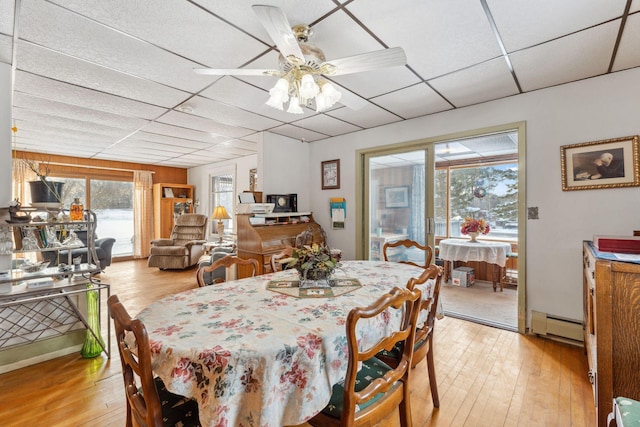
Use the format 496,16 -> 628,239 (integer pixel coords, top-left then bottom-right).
1,63 -> 12,272
304,66 -> 640,324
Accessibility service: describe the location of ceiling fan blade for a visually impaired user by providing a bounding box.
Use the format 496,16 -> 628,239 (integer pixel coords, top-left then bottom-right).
326,47 -> 407,76
252,5 -> 304,63
193,68 -> 279,76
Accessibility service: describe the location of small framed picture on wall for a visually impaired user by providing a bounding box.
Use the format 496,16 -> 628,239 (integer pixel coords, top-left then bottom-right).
322,159 -> 340,190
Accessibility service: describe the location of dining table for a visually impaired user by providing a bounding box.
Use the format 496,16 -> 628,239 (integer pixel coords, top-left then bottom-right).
133,260 -> 431,427
439,238 -> 512,291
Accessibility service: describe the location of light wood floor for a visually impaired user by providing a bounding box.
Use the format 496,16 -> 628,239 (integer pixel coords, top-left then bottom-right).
0,260 -> 596,427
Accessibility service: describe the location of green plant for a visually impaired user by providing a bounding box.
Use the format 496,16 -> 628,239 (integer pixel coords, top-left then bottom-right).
281,243 -> 339,280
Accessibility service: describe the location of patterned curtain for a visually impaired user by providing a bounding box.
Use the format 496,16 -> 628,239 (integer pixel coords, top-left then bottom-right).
133,170 -> 154,258
409,164 -> 425,244
12,159 -> 38,204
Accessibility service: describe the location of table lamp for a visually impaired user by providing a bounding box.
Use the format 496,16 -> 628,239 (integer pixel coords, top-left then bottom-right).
211,206 -> 231,242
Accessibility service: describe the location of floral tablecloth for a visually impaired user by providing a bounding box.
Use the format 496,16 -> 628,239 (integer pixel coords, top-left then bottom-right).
134,261 -> 428,427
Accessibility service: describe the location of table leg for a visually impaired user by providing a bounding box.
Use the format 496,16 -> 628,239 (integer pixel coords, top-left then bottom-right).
443,260 -> 450,283
492,264 -> 503,292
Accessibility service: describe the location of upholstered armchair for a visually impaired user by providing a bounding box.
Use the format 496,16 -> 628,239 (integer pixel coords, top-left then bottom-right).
147,213 -> 208,270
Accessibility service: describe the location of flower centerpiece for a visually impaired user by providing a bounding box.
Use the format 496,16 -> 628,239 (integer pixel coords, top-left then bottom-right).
281,243 -> 339,286
460,217 -> 490,242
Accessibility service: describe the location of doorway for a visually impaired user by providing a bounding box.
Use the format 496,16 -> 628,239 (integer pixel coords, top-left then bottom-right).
357,122 -> 526,333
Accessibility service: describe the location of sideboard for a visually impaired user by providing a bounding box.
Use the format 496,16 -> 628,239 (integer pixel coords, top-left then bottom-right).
583,241 -> 640,426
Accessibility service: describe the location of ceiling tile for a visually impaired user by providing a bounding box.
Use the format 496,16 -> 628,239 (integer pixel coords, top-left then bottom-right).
157,110 -> 255,139
49,0 -> 269,69
0,1 -> 14,35
429,58 -> 519,107
20,1 -> 213,93
612,13 -> 640,72
488,0 -> 628,52
188,94 -> 284,131
326,104 -> 402,129
371,83 -> 453,119
137,121 -> 226,145
14,92 -> 149,130
510,21 -> 619,92
268,124 -> 329,142
16,41 -> 191,107
126,131 -> 214,150
14,71 -> 168,119
292,114 -> 360,137
347,0 -> 502,79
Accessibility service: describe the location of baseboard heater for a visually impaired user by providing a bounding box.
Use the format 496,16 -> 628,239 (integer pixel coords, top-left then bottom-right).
531,311 -> 583,343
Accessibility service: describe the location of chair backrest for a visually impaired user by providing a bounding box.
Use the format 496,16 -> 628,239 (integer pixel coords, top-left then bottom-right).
383,239 -> 433,269
342,286 -> 422,425
108,295 -> 164,427
406,264 -> 443,342
270,246 -> 294,272
196,254 -> 259,287
170,214 -> 207,245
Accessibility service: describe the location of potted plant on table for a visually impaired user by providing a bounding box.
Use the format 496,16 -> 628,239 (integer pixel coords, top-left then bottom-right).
280,242 -> 340,287
24,158 -> 64,207
460,217 -> 490,242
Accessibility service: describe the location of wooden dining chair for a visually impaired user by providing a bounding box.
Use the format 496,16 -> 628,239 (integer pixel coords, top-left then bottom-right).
107,295 -> 201,427
377,264 -> 444,408
270,246 -> 294,272
383,239 -> 433,269
307,286 -> 422,427
196,254 -> 259,287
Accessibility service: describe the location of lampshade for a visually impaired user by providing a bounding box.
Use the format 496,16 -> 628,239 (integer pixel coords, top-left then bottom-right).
211,206 -> 231,221
265,72 -> 341,114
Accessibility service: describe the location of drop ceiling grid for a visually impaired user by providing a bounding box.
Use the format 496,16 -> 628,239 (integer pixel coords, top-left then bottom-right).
14,72 -> 169,119
612,12 -> 640,71
371,83 -> 453,119
157,110 -> 256,139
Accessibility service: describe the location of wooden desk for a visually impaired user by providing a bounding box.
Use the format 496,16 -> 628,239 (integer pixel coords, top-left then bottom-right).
439,238 -> 511,291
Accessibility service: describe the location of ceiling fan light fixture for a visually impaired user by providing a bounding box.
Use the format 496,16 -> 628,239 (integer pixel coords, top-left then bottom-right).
315,92 -> 327,112
299,74 -> 319,99
287,97 -> 304,114
321,83 -> 341,107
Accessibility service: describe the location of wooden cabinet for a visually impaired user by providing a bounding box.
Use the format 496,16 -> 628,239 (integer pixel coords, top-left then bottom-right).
583,241 -> 640,427
236,212 -> 326,279
153,183 -> 194,239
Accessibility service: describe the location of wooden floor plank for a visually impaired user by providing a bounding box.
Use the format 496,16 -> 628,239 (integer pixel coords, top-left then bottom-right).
0,259 -> 596,427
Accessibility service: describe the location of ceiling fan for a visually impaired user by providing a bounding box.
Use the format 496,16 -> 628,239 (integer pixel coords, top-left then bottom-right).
193,5 -> 407,114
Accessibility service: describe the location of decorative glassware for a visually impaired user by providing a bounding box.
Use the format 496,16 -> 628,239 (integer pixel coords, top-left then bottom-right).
70,198 -> 84,221
80,284 -> 105,358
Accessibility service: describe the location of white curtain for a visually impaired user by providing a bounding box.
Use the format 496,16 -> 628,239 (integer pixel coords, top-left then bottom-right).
133,171 -> 154,258
409,164 -> 425,244
12,159 -> 38,204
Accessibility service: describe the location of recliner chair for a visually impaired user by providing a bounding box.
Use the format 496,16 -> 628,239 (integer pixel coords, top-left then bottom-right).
147,214 -> 208,270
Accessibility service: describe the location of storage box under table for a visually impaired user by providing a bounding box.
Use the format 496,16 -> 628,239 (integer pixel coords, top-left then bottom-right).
452,266 -> 475,287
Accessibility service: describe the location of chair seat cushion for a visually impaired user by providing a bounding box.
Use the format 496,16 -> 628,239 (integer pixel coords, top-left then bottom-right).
154,377 -> 201,426
378,337 -> 427,359
321,357 -> 399,418
150,246 -> 189,256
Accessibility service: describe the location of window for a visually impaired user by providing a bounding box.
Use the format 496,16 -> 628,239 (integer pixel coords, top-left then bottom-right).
46,176 -> 134,257
211,173 -> 234,234
434,131 -> 518,242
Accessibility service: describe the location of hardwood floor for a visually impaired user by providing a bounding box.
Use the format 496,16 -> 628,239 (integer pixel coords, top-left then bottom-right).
0,260 -> 596,427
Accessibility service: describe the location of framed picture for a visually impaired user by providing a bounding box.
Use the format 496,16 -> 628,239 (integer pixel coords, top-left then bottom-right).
322,159 -> 340,190
561,135 -> 639,191
384,186 -> 410,208
163,187 -> 174,198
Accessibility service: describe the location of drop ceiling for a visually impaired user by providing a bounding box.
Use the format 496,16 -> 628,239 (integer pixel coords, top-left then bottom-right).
3,0 -> 639,168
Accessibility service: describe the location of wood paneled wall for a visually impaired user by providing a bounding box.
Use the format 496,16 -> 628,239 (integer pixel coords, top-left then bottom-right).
13,151 -> 188,184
